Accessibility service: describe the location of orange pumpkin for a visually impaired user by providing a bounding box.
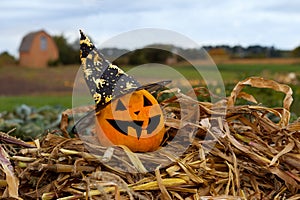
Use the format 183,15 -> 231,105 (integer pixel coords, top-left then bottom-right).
95,89 -> 165,152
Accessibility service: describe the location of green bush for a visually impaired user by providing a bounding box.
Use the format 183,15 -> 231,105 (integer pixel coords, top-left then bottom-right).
0,51 -> 16,67
47,59 -> 60,67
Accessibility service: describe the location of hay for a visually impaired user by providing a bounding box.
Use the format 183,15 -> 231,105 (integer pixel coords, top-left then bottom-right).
0,77 -> 300,199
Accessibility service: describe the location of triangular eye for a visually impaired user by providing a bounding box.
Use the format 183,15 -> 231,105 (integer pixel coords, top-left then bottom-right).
143,95 -> 153,107
116,99 -> 127,111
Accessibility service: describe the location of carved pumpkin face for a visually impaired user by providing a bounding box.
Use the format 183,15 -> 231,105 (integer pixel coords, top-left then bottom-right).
95,89 -> 165,152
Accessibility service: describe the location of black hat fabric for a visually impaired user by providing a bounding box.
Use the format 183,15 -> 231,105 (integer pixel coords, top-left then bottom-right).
79,30 -> 141,109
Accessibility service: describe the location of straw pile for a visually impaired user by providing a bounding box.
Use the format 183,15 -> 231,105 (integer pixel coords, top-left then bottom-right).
0,77 -> 300,199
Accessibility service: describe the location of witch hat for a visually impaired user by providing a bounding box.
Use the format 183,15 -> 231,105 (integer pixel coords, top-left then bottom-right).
79,30 -> 170,110
79,30 -> 142,110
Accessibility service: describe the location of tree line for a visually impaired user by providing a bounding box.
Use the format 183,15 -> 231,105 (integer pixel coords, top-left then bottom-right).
49,35 -> 300,66
1,34 -> 300,67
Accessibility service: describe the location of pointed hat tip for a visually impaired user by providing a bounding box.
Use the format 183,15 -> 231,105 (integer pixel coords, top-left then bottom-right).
79,29 -> 94,46
79,29 -> 87,40
79,29 -> 84,35
79,29 -> 95,59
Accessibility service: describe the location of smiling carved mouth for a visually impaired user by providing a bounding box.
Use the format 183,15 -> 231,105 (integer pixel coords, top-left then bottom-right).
106,115 -> 161,139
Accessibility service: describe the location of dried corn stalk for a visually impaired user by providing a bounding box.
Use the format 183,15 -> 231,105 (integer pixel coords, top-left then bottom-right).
0,77 -> 299,199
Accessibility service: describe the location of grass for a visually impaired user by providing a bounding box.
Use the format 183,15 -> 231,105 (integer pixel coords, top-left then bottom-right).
118,62 -> 300,118
0,95 -> 72,112
1,60 -> 300,117
218,63 -> 300,79
122,62 -> 300,83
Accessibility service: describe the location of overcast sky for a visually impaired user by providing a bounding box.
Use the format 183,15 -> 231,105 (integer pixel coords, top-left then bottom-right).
1,0 -> 300,57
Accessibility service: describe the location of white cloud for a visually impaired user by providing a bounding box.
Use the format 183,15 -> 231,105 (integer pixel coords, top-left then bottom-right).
1,0 -> 300,57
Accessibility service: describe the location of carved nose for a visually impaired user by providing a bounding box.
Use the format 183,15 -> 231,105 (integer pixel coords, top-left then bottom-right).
134,111 -> 140,115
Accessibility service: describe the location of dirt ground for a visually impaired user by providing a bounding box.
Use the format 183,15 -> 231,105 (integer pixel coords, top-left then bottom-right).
1,58 -> 300,96
0,65 -> 78,95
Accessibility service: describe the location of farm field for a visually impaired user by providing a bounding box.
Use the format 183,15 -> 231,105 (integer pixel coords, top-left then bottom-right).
1,59 -> 300,118
0,95 -> 72,112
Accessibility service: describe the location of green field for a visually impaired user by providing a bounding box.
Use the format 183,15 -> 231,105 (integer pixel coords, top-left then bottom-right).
122,62 -> 300,82
0,95 -> 72,111
1,62 -> 300,118
124,62 -> 300,118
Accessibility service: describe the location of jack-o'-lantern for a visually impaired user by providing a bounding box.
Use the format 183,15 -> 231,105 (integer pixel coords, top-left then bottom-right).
96,89 -> 165,152
78,30 -> 167,152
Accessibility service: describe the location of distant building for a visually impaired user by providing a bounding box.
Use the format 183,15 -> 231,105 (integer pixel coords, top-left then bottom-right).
19,30 -> 58,67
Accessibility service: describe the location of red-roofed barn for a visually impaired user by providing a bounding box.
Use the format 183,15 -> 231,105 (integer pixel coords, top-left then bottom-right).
19,30 -> 58,68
